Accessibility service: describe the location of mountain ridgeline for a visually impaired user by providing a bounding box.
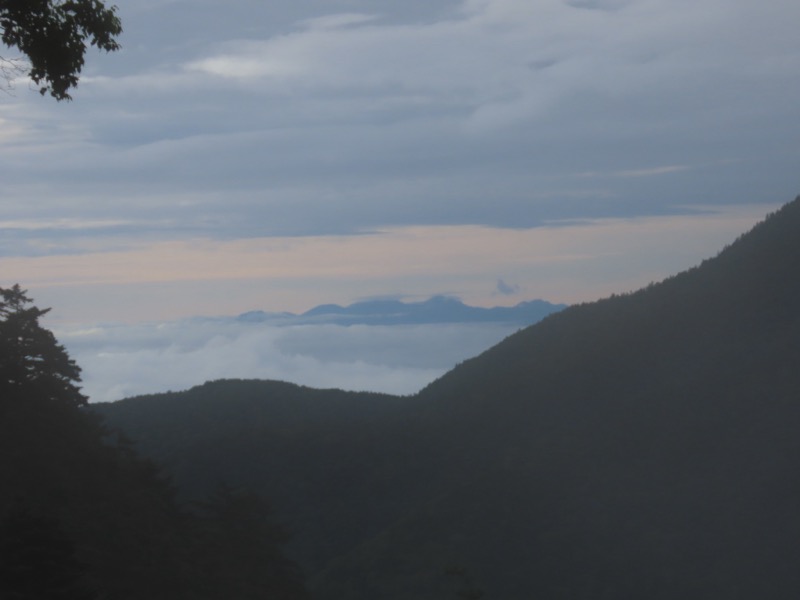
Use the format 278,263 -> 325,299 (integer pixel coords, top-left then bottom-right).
96,197 -> 800,599
236,296 -> 566,326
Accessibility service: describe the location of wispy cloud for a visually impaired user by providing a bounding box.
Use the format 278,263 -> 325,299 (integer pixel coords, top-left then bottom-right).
614,165 -> 690,178
0,218 -> 137,231
577,165 -> 691,178
495,279 -> 520,296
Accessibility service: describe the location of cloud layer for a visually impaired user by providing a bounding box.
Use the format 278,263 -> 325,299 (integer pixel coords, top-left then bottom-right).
56,318 -> 521,403
2,0 -> 797,236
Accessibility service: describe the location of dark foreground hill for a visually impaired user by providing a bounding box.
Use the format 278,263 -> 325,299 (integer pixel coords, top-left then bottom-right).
97,197 -> 800,599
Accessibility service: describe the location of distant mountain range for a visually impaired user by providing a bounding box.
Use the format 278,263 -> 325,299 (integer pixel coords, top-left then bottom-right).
97,196 -> 800,600
235,296 -> 566,327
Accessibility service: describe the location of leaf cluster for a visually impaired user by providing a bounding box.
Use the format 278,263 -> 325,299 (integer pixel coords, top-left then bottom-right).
0,0 -> 121,100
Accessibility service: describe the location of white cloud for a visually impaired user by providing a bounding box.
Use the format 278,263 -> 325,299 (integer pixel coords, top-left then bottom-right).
298,13 -> 380,31
0,218 -> 136,231
577,165 -> 692,179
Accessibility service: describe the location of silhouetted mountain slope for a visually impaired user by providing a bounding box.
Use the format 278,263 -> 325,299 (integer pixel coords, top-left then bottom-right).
97,381 -> 436,576
97,196 -> 800,599
394,199 -> 800,597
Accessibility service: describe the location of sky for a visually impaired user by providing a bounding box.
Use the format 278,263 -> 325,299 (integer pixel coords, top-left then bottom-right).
1,0 -> 798,400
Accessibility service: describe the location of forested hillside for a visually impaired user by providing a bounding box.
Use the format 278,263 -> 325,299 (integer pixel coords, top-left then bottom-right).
94,195 -> 800,599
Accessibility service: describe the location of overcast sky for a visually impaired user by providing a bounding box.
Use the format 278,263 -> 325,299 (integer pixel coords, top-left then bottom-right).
2,0 -> 798,321
1,0 -> 798,399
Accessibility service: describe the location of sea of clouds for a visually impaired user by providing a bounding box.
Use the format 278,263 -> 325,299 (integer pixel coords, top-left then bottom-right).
56,317 -> 521,403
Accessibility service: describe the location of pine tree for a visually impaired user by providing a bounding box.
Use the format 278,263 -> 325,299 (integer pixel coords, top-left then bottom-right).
0,284 -> 86,409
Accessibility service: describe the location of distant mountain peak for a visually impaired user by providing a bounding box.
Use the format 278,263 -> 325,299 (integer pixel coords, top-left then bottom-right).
235,296 -> 566,326
296,296 -> 566,326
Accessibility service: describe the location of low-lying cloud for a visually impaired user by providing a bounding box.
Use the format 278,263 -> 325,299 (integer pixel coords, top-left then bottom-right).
56,318 -> 522,403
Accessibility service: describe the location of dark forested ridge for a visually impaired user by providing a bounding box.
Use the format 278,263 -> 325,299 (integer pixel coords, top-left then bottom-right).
94,195 -> 800,599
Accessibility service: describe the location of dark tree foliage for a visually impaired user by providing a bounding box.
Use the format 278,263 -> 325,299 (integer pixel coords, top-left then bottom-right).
444,567 -> 484,600
0,285 -> 311,599
0,0 -> 122,100
193,484 -> 311,600
0,506 -> 95,600
0,284 -> 86,408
